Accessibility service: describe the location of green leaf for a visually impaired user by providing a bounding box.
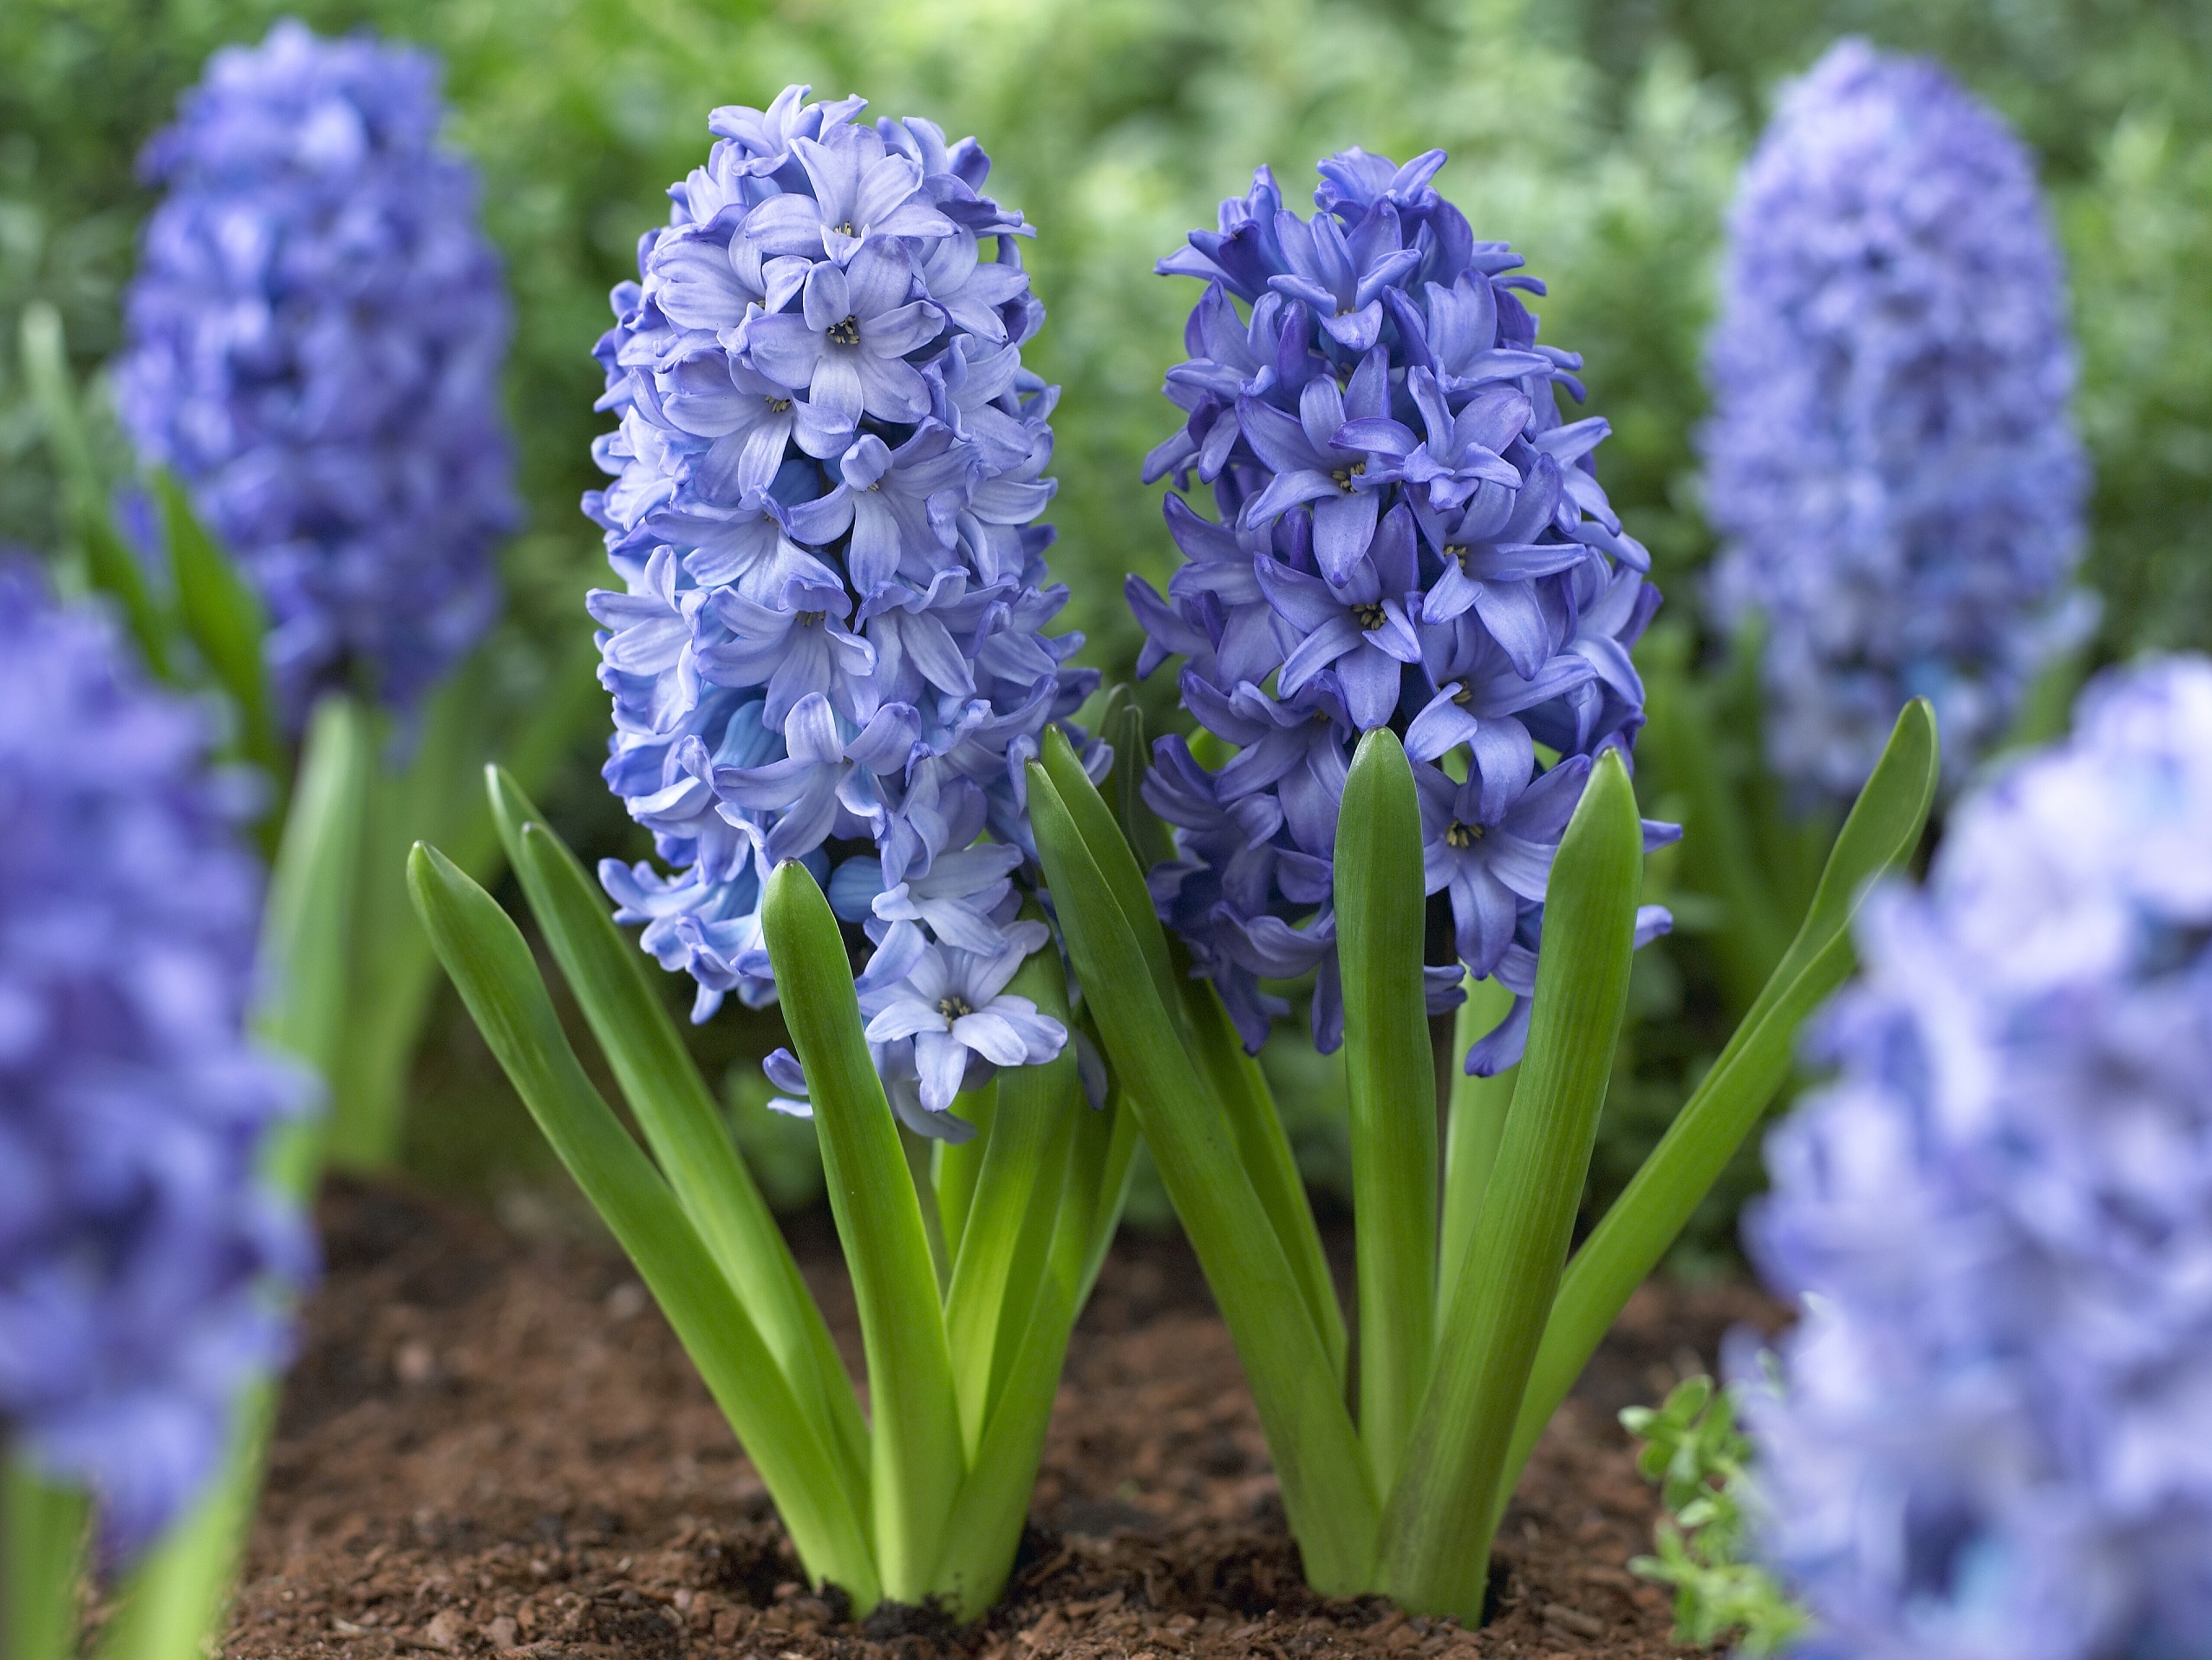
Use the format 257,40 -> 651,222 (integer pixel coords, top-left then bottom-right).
153,472 -> 283,795
1436,974 -> 1517,1323
1378,749 -> 1644,1620
1494,699 -> 1938,1524
5,1454 -> 88,1660
760,862 -> 964,1604
1334,729 -> 1436,1491
19,303 -> 173,681
255,696 -> 372,1199
1039,726 -> 1347,1386
1028,762 -> 1379,1592
327,633 -> 604,1171
486,769 -> 869,1513
943,939 -> 1078,1456
408,843 -> 879,1607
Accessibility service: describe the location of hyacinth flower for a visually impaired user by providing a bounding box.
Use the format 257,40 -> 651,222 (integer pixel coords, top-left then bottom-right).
414,88 -> 1126,1619
1022,147 -> 1942,1619
0,567 -> 353,1660
95,21 -> 586,1174
1741,656 -> 2212,1659
1648,39 -> 2093,1018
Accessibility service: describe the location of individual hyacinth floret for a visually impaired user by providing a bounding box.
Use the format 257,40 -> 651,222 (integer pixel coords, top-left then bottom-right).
0,568 -> 312,1562
584,88 -> 1095,1139
1702,37 -> 2091,801
1132,148 -> 1674,1075
1739,656 -> 2212,1658
119,18 -> 517,724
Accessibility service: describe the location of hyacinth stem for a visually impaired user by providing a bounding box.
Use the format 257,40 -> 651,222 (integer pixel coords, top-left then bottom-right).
762,862 -> 966,1605
1378,749 -> 1645,1620
1489,697 -> 1940,1533
3,1454 -> 88,1660
1028,759 -> 1380,1592
1038,727 -> 1346,1382
409,844 -> 881,1607
944,947 -> 1080,1456
1437,974 -> 1518,1325
485,771 -> 871,1506
1336,730 -> 1438,1493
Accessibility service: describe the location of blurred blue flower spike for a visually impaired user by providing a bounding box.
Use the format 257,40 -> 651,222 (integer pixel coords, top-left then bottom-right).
1743,655 -> 2212,1660
1703,38 -> 2092,801
1133,148 -> 1676,1074
586,85 -> 1097,1138
117,19 -> 517,726
0,567 -> 312,1566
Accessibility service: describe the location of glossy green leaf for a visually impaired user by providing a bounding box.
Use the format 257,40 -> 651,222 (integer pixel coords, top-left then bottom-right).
1379,750 -> 1644,1620
1493,698 -> 1938,1526
1040,726 -> 1346,1385
1028,762 -> 1379,1592
408,843 -> 879,1605
1335,729 -> 1436,1491
761,862 -> 963,1603
487,769 -> 868,1510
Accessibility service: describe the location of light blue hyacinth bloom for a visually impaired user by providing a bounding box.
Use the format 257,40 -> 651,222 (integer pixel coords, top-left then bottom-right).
584,88 -> 1095,1138
0,568 -> 312,1561
1740,655 -> 2212,1658
1702,39 -> 2091,802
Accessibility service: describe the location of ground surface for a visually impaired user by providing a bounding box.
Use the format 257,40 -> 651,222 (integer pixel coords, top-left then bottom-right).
212,1180 -> 1783,1659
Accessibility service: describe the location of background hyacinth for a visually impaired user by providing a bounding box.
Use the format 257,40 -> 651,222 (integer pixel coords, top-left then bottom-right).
116,19 -> 516,725
1132,149 -> 1674,1075
1740,656 -> 2212,1658
1702,37 -> 2091,802
0,569 -> 310,1561
585,87 -> 1094,1139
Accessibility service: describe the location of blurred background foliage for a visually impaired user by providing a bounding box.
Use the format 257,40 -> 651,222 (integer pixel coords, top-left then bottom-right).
6,0 -> 2209,1250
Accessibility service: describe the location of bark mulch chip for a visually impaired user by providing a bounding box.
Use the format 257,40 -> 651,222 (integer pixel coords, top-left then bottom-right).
213,1180 -> 1784,1660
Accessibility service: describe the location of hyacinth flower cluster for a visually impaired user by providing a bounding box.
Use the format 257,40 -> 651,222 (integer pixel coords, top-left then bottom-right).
1131,149 -> 1675,1075
118,18 -> 517,725
1702,37 -> 2090,801
1742,656 -> 2212,1659
417,90 -> 1128,1624
584,85 -> 1096,1140
0,569 -> 310,1574
1013,143 -> 1943,1624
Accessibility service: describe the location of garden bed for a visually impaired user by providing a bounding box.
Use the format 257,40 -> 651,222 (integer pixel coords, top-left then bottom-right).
211,1180 -> 1782,1660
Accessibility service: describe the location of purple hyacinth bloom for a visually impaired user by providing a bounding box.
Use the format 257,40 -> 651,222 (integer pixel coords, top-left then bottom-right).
0,569 -> 312,1562
1135,147 -> 1670,1074
1702,38 -> 2092,801
1739,657 -> 2212,1660
587,89 -> 1096,1132
116,20 -> 516,725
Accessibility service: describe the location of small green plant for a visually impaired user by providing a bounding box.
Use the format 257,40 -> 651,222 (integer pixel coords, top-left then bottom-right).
1621,1375 -> 1808,1657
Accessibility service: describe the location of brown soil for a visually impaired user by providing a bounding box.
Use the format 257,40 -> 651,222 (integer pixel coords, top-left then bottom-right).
212,1180 -> 1784,1660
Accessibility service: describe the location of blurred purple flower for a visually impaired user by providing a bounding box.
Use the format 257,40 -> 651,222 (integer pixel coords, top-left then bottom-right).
0,569 -> 312,1562
117,20 -> 516,724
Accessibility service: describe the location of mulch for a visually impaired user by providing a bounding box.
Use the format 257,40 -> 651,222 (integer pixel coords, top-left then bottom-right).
204,1180 -> 1784,1659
